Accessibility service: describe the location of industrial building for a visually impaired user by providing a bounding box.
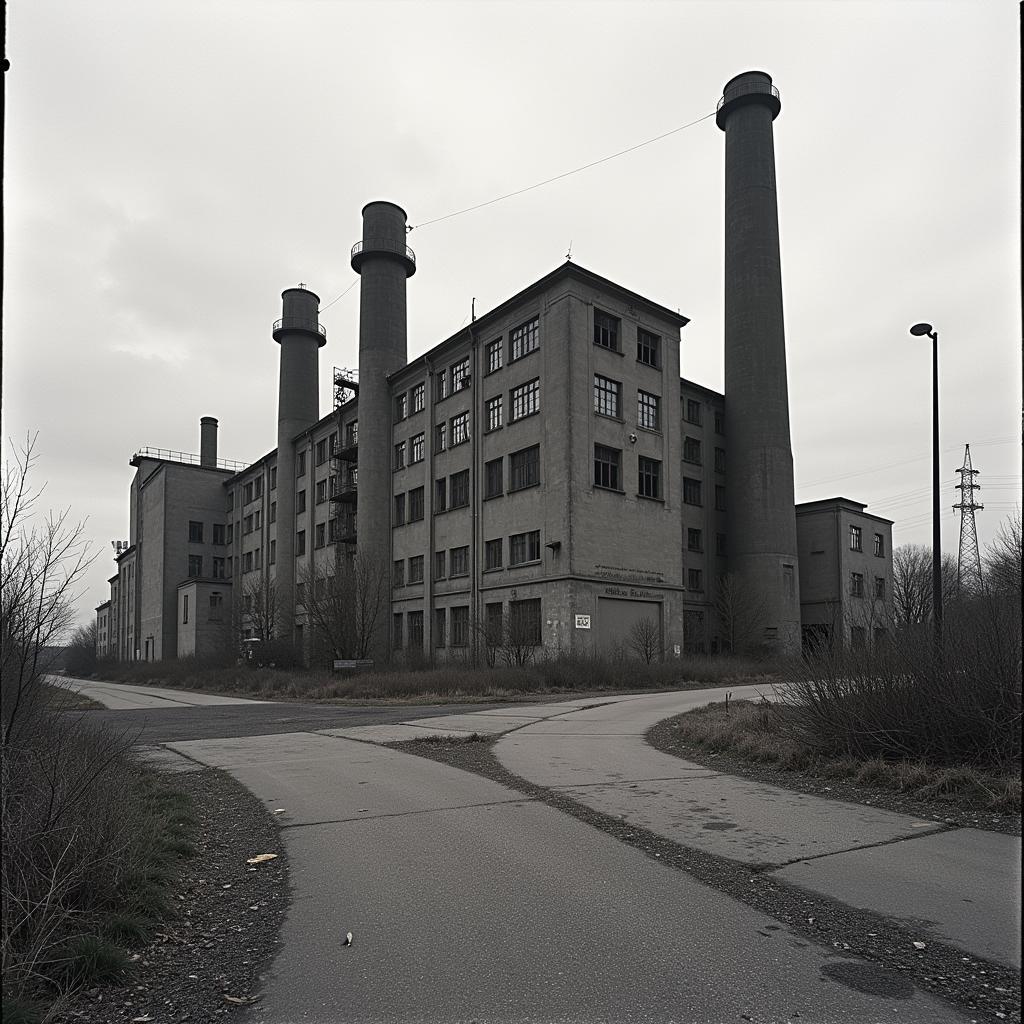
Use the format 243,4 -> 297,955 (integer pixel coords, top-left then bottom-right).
97,72 -> 893,664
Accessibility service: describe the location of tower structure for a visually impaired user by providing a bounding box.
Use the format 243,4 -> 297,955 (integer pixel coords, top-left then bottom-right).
716,70 -> 801,652
272,286 -> 326,642
351,201 -> 416,645
953,443 -> 985,597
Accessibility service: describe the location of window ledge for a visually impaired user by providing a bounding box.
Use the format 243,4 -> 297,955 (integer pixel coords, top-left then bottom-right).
637,493 -> 665,503
594,344 -> 625,357
594,485 -> 626,494
508,481 -> 541,494
594,412 -> 625,423
509,348 -> 539,365
638,426 -> 662,436
484,425 -> 503,435
482,566 -> 503,574
508,559 -> 542,570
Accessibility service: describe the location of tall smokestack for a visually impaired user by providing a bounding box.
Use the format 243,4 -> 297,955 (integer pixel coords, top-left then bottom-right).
199,416 -> 218,468
272,286 -> 325,643
351,201 -> 415,602
717,71 -> 801,653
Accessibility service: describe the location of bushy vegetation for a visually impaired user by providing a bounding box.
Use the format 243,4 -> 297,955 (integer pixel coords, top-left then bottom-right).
100,650 -> 774,701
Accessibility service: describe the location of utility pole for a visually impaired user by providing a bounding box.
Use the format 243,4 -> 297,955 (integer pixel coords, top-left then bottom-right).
953,443 -> 985,598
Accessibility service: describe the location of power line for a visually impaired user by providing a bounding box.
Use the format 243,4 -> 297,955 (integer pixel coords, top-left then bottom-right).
318,278 -> 358,315
409,110 -> 716,232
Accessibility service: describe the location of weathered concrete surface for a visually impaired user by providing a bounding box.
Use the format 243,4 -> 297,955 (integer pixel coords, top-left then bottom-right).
52,675 -> 270,709
173,728 -> 965,1023
771,828 -> 1022,969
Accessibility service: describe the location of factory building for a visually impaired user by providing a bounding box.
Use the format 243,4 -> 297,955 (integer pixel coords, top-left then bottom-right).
97,72 -> 893,664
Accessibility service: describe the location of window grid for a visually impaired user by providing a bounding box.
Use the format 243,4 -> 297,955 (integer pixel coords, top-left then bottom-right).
509,445 -> 540,491
451,358 -> 470,392
486,338 -> 503,373
451,412 -> 469,446
685,399 -> 702,425
637,328 -> 660,367
485,538 -> 503,570
485,457 -> 503,499
412,383 -> 425,413
683,477 -> 702,506
594,444 -> 621,491
408,555 -> 424,584
510,378 -> 540,421
450,546 -> 469,577
638,457 -> 662,499
509,530 -> 541,566
409,486 -> 424,522
594,309 -> 620,351
850,525 -> 863,552
594,374 -> 621,417
450,469 -> 470,508
637,390 -> 660,431
411,433 -> 424,463
486,395 -> 503,432
394,441 -> 406,470
510,318 -> 539,361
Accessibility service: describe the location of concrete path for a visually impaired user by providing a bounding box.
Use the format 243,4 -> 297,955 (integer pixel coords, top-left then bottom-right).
51,674 -> 270,709
165,730 -> 967,1023
489,687 -> 1022,970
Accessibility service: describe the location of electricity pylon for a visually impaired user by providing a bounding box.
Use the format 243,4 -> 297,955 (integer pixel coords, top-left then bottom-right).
953,444 -> 985,598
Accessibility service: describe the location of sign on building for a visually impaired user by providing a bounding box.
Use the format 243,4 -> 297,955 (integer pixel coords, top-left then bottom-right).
574,614 -> 591,630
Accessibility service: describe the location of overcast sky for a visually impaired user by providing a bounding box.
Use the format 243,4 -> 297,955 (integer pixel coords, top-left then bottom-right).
3,0 -> 1020,627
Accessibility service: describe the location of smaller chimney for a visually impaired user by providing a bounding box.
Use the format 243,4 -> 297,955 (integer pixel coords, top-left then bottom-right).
200,417 -> 218,468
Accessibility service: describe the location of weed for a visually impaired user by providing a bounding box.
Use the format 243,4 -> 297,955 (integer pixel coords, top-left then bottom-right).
57,935 -> 130,985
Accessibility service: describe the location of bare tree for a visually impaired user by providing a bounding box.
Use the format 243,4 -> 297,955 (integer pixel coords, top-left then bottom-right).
65,621 -> 99,677
628,616 -> 661,663
240,575 -> 282,645
983,510 -> 1022,599
498,602 -> 540,667
2,436 -> 94,745
713,572 -> 767,654
892,544 -> 958,628
300,550 -> 389,662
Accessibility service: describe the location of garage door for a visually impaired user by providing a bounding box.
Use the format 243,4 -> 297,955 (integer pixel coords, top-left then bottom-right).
596,598 -> 662,656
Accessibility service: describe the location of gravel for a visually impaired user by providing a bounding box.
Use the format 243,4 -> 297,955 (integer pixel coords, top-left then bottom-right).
391,734 -> 1021,1024
55,767 -> 288,1024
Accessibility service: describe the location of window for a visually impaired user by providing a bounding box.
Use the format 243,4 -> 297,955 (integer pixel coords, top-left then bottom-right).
434,422 -> 446,451
486,395 -> 503,432
435,477 -> 447,512
394,441 -> 406,470
434,550 -> 446,580
687,528 -> 703,552
434,608 -> 447,648
450,546 -> 469,577
451,412 -> 469,446
485,457 -> 503,499
485,602 -> 503,645
242,551 -> 253,573
315,523 -> 326,548
509,445 -> 540,491
254,547 -> 262,570
412,382 -> 425,413
208,593 -> 223,621
254,477 -> 263,498
451,358 -> 470,392
297,490 -> 306,513
297,452 -> 306,476
509,530 -> 540,566
714,447 -> 726,474
683,437 -> 702,464
688,568 -> 704,592
393,494 -> 406,526
411,433 -> 424,463
716,533 -> 727,557
227,524 -> 234,544
594,444 -> 621,491
393,613 -> 404,650
182,595 -> 189,624
212,523 -> 226,546
451,606 -> 470,647
316,479 -> 328,504
244,482 -> 254,504
638,457 -> 662,499
270,466 -> 278,489
510,379 -> 540,421
685,399 -> 702,425
315,439 -> 328,465
638,391 -> 660,431
486,337 -> 502,373
188,554 -> 203,577
269,540 -> 276,564
409,486 -> 424,522
254,509 -> 263,530
296,530 -> 306,556
408,555 -> 424,584
783,564 -> 795,599
346,421 -> 358,447
509,598 -> 541,645
850,572 -> 865,597
874,576 -> 886,599
714,411 -> 725,434
715,486 -> 726,511
393,560 -> 405,587
329,431 -> 338,454
269,502 -> 277,523
436,371 -> 448,401
594,374 -> 621,417
213,556 -> 226,579
227,490 -> 235,512
874,533 -> 885,557
594,309 -> 620,351
450,469 -> 470,508
395,393 -> 408,421
850,525 -> 862,552
188,520 -> 204,543
510,317 -> 539,360
408,610 -> 424,649
227,556 -> 233,577
485,538 -> 503,570
637,328 -> 660,367
683,477 -> 702,505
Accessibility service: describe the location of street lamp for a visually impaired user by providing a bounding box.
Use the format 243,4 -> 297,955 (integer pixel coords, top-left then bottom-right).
909,322 -> 942,648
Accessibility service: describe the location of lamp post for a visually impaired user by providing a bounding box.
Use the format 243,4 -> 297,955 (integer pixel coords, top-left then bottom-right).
909,322 -> 942,648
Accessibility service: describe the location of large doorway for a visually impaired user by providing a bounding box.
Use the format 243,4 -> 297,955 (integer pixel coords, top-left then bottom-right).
596,598 -> 662,658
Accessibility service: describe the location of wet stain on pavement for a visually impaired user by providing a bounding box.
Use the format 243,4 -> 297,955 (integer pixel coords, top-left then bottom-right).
820,961 -> 915,999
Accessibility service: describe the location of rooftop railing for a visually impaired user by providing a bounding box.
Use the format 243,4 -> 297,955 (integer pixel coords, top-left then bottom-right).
350,238 -> 416,264
131,447 -> 249,473
272,317 -> 327,337
716,81 -> 780,113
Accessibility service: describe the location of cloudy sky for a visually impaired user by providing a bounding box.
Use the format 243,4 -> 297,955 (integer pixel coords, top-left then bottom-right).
3,0 -> 1020,626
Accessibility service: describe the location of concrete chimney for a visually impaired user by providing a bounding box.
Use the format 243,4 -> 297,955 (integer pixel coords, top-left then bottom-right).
717,71 -> 801,653
199,416 -> 218,468
272,286 -> 326,645
351,201 -> 415,582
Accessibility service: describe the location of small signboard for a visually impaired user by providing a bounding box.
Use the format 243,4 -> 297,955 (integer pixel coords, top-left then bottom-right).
574,614 -> 591,630
333,659 -> 375,671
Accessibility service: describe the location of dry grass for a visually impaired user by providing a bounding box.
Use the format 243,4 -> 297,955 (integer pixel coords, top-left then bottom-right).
667,699 -> 1021,814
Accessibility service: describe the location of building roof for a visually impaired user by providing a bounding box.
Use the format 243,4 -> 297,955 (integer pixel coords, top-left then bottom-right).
796,497 -> 894,525
680,376 -> 725,401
